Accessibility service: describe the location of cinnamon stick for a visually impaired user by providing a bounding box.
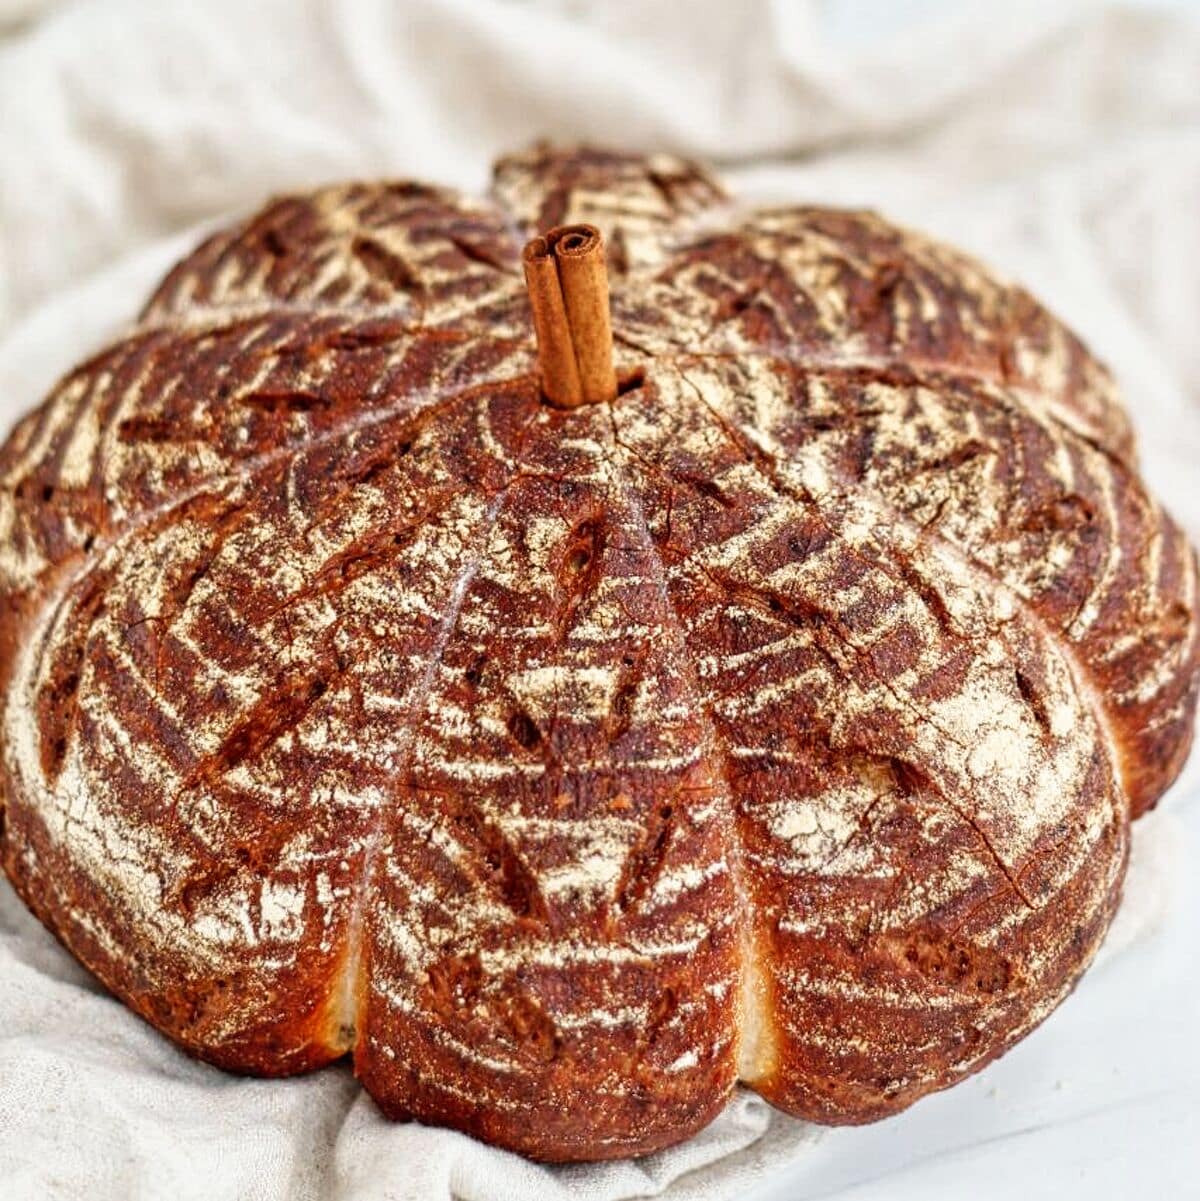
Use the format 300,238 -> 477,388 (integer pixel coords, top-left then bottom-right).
522,224 -> 617,407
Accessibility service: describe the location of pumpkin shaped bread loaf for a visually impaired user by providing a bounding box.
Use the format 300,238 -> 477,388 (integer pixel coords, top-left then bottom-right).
0,145 -> 1196,1161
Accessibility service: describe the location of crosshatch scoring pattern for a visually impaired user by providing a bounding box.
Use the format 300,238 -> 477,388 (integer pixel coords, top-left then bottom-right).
0,146 -> 1196,1161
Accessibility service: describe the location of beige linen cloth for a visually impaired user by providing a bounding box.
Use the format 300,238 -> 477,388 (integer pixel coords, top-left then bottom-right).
0,2 -> 1197,1198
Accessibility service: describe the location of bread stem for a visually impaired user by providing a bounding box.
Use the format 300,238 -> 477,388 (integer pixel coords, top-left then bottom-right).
522,224 -> 617,407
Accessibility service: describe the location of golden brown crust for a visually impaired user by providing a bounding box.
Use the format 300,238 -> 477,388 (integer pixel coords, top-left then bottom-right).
0,144 -> 1195,1160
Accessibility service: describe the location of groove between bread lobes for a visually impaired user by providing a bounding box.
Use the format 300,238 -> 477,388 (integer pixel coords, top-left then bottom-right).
0,145 -> 1196,1161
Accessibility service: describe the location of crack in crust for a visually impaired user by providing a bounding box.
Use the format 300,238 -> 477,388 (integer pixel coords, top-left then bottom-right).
0,144 -> 1195,1162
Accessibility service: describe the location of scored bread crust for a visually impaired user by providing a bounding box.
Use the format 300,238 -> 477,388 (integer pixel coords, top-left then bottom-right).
0,145 -> 1197,1161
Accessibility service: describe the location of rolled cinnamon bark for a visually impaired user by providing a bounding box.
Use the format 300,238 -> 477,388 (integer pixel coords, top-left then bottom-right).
522,224 -> 617,407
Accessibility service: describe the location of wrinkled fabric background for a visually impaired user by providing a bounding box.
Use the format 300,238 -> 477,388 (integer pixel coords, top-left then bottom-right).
1,2 -> 1198,1198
